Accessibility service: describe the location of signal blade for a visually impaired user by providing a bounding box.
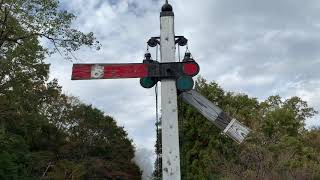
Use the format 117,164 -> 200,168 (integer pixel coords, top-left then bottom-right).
72,63 -> 149,80
181,90 -> 250,143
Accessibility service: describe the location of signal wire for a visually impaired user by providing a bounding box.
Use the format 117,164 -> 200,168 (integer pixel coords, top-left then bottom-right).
154,44 -> 161,179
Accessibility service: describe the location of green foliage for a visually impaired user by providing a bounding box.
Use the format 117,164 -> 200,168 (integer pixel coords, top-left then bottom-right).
0,72 -> 141,179
0,0 -> 100,58
0,0 -> 141,179
177,77 -> 320,179
0,131 -> 34,179
154,77 -> 319,179
45,160 -> 86,179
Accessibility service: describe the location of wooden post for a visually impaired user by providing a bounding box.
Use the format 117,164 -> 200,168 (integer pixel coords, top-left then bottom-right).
160,2 -> 181,179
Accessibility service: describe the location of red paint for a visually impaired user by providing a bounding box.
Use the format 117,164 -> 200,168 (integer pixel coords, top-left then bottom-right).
72,63 -> 149,80
104,64 -> 148,79
183,62 -> 199,76
72,62 -> 200,80
72,64 -> 92,80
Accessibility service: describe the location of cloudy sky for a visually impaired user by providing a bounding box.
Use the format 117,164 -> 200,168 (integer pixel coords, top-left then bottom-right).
47,0 -> 320,178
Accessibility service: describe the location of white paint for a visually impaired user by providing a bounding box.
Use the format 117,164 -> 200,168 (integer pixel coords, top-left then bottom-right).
181,90 -> 251,144
224,119 -> 251,144
223,118 -> 236,134
91,65 -> 104,78
181,90 -> 223,122
160,12 -> 181,180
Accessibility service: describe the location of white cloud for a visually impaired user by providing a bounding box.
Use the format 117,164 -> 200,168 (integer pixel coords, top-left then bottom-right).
47,0 -> 320,177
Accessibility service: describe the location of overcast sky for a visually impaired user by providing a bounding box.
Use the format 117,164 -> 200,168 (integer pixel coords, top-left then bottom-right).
47,0 -> 320,179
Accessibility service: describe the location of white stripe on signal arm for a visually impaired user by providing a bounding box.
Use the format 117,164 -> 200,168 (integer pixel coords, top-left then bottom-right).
91,65 -> 104,79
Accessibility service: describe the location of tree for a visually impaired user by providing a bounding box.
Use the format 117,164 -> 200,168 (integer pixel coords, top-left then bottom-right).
0,0 -> 100,56
0,130 -> 32,179
153,77 -> 319,179
0,0 -> 141,179
0,0 -> 100,95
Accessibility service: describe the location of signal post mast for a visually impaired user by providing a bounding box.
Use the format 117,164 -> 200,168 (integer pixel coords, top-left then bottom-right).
71,1 -> 251,180
159,2 -> 181,179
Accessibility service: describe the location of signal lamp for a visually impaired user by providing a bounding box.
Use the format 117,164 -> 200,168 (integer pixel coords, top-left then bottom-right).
176,76 -> 194,91
140,77 -> 157,88
183,62 -> 199,76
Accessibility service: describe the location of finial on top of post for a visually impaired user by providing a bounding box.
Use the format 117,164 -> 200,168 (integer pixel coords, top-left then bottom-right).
161,0 -> 173,16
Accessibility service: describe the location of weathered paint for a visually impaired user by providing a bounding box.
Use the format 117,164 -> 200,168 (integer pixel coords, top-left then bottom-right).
71,64 -> 91,80
181,90 -> 250,144
71,63 -> 149,80
223,118 -> 251,144
72,62 -> 199,80
103,64 -> 148,79
91,65 -> 104,79
160,10 -> 181,180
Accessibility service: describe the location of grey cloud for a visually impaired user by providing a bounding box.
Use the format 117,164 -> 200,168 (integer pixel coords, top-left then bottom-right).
171,1 -> 320,102
47,0 -> 320,176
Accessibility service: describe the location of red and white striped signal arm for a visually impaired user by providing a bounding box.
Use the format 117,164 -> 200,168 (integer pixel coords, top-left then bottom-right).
72,62 -> 200,80
72,63 -> 149,80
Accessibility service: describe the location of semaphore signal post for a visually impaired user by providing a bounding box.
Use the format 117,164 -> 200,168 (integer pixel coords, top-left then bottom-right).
71,1 -> 250,180
159,2 -> 181,178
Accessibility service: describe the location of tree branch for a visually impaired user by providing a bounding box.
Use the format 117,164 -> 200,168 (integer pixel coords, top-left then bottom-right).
42,162 -> 53,177
0,0 -> 4,10
0,7 -> 9,47
52,39 -> 64,57
5,32 -> 74,43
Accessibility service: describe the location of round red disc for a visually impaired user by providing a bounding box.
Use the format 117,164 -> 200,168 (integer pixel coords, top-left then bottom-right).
183,62 -> 199,76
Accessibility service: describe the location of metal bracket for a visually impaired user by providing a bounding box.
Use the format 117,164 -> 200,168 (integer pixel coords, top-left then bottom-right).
140,61 -> 199,91
147,61 -> 199,79
148,36 -> 188,47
